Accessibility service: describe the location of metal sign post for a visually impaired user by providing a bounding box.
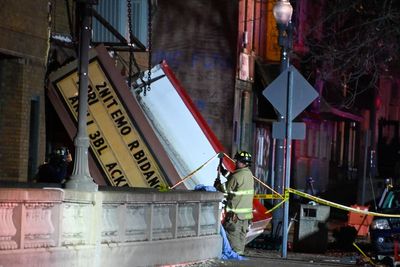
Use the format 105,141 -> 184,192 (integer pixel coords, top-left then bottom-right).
263,65 -> 318,258
281,67 -> 294,258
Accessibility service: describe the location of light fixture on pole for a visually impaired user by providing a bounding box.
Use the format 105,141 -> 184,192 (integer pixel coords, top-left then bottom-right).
273,0 -> 293,72
272,0 -> 293,258
273,0 -> 293,26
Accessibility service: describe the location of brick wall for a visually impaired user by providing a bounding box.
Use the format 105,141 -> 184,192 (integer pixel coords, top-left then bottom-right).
53,0 -> 71,35
152,0 -> 238,151
0,0 -> 48,181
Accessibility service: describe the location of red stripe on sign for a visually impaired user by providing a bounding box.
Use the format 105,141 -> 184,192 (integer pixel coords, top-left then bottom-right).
160,61 -> 235,172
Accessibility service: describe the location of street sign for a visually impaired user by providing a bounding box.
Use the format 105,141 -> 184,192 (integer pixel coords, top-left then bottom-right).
263,66 -> 318,120
272,121 -> 306,140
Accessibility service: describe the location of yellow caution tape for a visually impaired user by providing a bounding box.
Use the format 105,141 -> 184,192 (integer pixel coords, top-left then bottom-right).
255,193 -> 283,200
353,242 -> 376,266
263,191 -> 290,214
266,197 -> 288,214
284,188 -> 290,200
252,175 -> 284,199
166,151 -> 398,220
169,153 -> 219,189
288,188 -> 400,218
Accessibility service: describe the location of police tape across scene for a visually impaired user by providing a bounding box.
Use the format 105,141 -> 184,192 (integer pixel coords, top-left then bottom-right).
166,152 -> 400,219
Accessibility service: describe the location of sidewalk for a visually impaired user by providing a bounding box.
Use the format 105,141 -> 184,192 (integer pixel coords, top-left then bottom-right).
185,249 -> 360,267
183,216 -> 374,267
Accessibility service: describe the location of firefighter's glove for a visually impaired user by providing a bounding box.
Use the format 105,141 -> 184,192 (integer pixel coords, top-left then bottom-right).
217,165 -> 228,177
213,177 -> 222,189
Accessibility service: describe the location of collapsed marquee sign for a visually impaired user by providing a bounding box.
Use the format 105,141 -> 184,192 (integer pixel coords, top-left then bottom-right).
48,45 -> 182,188
48,45 -> 272,241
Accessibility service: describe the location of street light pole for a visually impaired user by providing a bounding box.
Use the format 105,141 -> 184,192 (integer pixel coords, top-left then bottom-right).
66,0 -> 98,192
272,0 -> 293,258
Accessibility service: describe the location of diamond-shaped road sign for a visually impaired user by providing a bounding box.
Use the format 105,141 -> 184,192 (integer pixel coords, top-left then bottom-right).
262,66 -> 318,140
263,66 -> 318,120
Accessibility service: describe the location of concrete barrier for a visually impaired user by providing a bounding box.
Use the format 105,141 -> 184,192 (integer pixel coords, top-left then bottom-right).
0,187 -> 223,267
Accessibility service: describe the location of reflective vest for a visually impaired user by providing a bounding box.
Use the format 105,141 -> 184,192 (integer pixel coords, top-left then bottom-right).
224,167 -> 254,220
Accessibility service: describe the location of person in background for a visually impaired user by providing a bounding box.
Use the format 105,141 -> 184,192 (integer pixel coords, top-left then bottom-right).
36,147 -> 72,185
214,150 -> 255,255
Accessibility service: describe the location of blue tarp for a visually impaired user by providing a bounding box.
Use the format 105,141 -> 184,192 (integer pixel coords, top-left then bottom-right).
220,225 -> 244,260
194,184 -> 245,260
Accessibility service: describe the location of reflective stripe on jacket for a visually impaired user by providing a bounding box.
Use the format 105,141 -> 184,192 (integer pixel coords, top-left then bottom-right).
225,167 -> 254,220
227,189 -> 254,196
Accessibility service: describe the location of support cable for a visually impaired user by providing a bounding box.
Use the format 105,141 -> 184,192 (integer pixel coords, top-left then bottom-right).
145,0 -> 153,95
127,0 -> 144,90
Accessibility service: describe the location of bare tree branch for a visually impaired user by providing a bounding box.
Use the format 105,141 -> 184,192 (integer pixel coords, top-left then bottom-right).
298,0 -> 400,108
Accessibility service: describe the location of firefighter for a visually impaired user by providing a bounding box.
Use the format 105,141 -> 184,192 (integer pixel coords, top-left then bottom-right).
214,151 -> 255,255
36,147 -> 72,184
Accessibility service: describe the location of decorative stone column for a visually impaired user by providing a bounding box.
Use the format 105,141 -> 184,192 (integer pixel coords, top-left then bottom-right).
0,203 -> 18,250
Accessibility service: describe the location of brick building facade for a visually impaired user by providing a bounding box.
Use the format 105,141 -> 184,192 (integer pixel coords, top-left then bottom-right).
0,0 -> 50,182
152,0 -> 238,151
0,0 -> 240,182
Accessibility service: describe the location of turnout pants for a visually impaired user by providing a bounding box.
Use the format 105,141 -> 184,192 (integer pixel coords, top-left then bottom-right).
223,213 -> 249,255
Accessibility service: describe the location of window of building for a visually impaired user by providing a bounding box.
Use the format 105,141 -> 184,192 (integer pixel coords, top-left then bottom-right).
92,0 -> 148,45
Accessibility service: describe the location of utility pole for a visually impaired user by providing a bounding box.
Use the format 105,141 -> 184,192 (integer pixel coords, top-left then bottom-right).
66,0 -> 98,191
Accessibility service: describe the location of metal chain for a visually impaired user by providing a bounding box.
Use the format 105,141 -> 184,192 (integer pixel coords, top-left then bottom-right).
127,0 -> 133,89
127,0 -> 143,91
145,0 -> 153,95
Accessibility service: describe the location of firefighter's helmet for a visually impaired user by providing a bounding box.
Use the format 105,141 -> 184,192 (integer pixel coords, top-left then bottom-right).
234,151 -> 252,164
49,147 -> 70,164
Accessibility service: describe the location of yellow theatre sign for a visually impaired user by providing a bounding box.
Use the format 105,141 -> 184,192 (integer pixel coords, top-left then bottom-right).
48,46 -> 179,189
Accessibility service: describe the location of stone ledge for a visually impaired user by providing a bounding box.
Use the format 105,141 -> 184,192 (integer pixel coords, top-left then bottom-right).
0,188 -> 64,202
0,235 -> 222,267
0,187 -> 223,265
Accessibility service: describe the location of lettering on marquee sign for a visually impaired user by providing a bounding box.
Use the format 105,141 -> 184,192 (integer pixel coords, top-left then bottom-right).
53,60 -> 168,188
